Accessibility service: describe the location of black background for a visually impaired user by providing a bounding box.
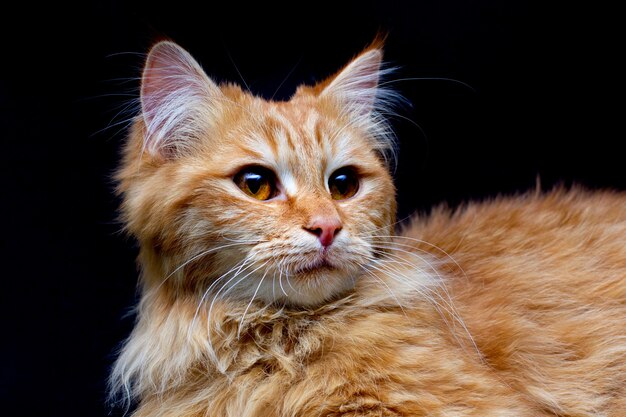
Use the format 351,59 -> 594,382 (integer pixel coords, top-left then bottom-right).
1,1 -> 623,416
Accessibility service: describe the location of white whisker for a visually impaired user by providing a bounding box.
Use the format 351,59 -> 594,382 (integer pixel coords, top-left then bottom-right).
378,76 -> 476,93
225,48 -> 251,93
156,241 -> 260,292
371,235 -> 469,281
238,267 -> 269,339
370,244 -> 458,314
188,255 -> 254,338
285,271 -> 300,294
368,243 -> 480,357
278,268 -> 288,297
364,256 -> 462,345
207,261 -> 269,330
360,265 -> 406,315
204,261 -> 269,368
271,269 -> 277,301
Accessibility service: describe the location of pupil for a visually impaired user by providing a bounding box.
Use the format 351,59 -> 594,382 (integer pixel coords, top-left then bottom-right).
247,174 -> 262,194
335,175 -> 348,194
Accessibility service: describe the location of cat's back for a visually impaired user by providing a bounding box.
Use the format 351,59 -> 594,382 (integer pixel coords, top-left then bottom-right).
404,187 -> 626,302
402,187 -> 626,416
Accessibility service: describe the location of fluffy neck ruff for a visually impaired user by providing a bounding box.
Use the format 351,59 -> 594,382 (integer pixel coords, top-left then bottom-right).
109,257 -> 446,408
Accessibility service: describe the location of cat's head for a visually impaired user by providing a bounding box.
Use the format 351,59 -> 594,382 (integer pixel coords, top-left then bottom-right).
118,40 -> 400,307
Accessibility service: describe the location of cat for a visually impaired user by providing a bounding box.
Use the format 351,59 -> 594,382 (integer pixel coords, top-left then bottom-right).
110,39 -> 626,416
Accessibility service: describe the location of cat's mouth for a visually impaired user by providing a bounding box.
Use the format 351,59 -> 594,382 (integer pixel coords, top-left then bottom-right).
294,258 -> 337,275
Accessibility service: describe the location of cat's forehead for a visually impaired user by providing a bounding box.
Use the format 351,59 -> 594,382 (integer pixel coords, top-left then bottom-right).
219,96 -> 372,180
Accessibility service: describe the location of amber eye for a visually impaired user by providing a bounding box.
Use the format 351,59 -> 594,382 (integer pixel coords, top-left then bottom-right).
328,167 -> 360,200
234,166 -> 279,201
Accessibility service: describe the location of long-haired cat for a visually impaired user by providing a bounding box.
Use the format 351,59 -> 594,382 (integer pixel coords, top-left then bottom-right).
110,39 -> 626,416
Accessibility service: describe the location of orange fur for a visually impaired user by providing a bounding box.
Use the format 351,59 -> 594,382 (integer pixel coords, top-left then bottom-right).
111,41 -> 626,416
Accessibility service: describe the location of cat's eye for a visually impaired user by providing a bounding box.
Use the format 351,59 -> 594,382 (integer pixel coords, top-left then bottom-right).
234,166 -> 279,201
328,167 -> 360,200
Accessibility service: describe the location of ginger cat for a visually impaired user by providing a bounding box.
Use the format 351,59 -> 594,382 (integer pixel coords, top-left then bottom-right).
110,39 -> 626,416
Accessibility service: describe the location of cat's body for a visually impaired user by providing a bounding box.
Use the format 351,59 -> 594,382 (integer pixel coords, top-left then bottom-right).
111,41 -> 626,416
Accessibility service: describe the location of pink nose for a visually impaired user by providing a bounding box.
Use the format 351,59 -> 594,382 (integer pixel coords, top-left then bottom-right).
304,217 -> 343,247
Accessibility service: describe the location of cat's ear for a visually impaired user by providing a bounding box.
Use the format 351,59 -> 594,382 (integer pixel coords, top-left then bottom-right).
140,41 -> 221,158
319,44 -> 384,118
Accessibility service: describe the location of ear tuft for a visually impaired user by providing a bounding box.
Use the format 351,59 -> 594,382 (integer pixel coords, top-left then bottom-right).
318,41 -> 404,167
140,41 -> 220,158
320,47 -> 384,118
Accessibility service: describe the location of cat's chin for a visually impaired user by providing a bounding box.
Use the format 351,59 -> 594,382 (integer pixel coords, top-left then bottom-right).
259,266 -> 359,308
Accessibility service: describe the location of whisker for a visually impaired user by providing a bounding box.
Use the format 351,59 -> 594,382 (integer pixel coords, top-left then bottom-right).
204,261 -> 269,367
378,77 -> 476,93
364,257 -> 460,340
370,243 -> 456,311
207,261 -> 269,329
188,256 -> 254,338
271,269 -> 277,301
360,265 -> 407,316
368,245 -> 480,357
155,241 -> 260,292
371,235 -> 468,282
363,258 -> 440,307
278,268 -> 288,297
90,112 -> 138,138
225,48 -> 251,93
369,249 -> 426,271
237,267 -> 269,339
285,271 -> 300,294
371,249 -> 456,302
105,51 -> 147,59
220,235 -> 268,244
270,57 -> 302,101
367,214 -> 416,236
